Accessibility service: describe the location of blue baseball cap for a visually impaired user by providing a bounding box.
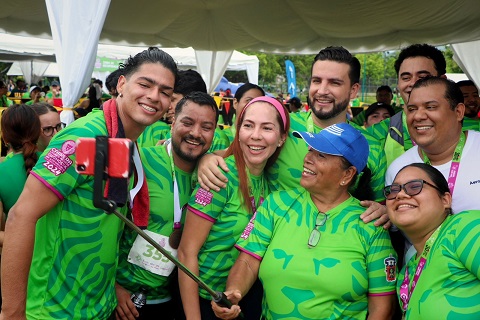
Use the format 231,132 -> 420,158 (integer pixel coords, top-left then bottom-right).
293,123 -> 370,172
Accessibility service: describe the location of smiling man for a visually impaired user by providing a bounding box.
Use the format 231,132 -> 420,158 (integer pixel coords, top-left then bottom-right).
115,92 -> 218,320
386,77 -> 480,214
1,47 -> 178,320
457,80 -> 479,120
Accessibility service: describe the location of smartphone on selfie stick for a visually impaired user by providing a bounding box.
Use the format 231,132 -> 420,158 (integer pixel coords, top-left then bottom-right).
75,136 -> 241,317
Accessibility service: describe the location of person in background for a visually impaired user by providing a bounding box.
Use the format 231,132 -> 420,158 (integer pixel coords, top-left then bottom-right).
115,92 -> 219,320
7,80 -> 15,93
178,96 -> 289,320
10,79 -> 27,97
287,96 -> 303,113
0,104 -> 40,223
213,123 -> 396,320
106,69 -> 124,99
457,80 -> 479,120
0,47 -> 177,320
363,102 -> 395,128
351,85 -> 397,126
46,80 -> 62,105
25,86 -> 43,106
0,81 -> 12,108
385,163 -> 480,319
30,103 -> 63,152
223,83 -> 265,143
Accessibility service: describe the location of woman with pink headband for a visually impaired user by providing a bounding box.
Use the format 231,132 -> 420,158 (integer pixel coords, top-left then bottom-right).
178,96 -> 289,319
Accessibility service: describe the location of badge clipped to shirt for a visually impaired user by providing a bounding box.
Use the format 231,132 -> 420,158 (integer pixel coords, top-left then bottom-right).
128,230 -> 176,277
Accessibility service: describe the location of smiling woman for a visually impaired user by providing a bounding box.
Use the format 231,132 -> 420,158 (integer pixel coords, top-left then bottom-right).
211,123 -> 397,320
177,96 -> 289,320
386,163 -> 480,320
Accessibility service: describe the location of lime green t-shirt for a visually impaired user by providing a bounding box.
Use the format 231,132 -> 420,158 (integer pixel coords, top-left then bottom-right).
0,153 -> 28,214
236,189 -> 397,319
27,110 -> 127,319
268,111 -> 387,201
187,156 -> 267,299
398,211 -> 480,319
116,145 -> 193,301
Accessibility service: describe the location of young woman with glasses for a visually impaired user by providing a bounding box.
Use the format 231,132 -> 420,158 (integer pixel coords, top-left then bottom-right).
213,123 -> 397,320
30,103 -> 63,152
385,163 -> 480,319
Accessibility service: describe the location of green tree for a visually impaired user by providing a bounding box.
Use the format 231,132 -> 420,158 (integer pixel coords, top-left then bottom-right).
443,45 -> 463,73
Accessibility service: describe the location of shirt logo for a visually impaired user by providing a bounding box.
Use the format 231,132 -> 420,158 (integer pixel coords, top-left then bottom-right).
384,254 -> 397,282
194,189 -> 213,206
43,147 -> 73,176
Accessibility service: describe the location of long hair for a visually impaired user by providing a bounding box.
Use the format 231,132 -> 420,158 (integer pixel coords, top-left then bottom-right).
224,98 -> 290,213
1,104 -> 40,173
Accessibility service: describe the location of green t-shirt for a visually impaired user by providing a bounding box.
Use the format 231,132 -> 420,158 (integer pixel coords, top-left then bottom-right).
236,189 -> 397,319
137,121 -> 230,152
26,110 -> 127,319
398,211 -> 480,319
268,111 -> 387,201
116,145 -> 193,301
0,153 -> 28,214
187,156 -> 267,299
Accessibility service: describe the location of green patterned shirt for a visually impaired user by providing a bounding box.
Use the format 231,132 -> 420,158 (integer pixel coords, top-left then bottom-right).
398,211 -> 480,319
116,145 -> 193,301
236,188 -> 397,319
27,110 -> 127,319
187,156 -> 267,299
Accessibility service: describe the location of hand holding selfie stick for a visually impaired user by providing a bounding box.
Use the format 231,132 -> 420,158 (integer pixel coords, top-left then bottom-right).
86,136 -> 242,317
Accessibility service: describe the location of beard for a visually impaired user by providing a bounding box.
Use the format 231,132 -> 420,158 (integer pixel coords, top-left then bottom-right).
310,95 -> 350,120
171,135 -> 206,163
464,103 -> 479,118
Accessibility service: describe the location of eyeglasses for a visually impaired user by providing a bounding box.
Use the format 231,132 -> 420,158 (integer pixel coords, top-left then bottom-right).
384,179 -> 442,200
308,212 -> 327,248
42,123 -> 64,137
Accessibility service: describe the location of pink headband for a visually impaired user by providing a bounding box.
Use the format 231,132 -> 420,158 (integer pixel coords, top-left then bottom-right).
240,96 -> 288,131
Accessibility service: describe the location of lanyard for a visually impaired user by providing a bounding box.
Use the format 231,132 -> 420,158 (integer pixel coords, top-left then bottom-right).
421,131 -> 466,195
247,170 -> 265,213
129,144 -> 144,208
306,111 -> 314,132
399,225 -> 442,315
166,140 -> 182,230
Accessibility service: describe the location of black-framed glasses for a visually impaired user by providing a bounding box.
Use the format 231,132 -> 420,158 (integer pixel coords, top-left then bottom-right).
308,212 -> 327,248
384,179 -> 442,200
42,123 -> 64,137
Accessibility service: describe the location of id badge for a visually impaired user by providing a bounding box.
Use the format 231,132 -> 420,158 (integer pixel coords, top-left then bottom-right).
127,230 -> 176,277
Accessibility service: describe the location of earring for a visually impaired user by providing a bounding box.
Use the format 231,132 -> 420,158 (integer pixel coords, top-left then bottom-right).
119,93 -> 123,98
341,181 -> 346,185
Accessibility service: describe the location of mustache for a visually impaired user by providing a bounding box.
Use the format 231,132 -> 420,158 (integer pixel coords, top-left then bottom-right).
183,135 -> 205,145
313,94 -> 335,101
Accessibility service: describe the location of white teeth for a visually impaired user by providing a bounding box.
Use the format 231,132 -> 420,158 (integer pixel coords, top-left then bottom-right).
186,139 -> 200,145
416,126 -> 432,130
141,104 -> 155,112
303,167 -> 316,175
249,146 -> 264,151
398,204 -> 415,209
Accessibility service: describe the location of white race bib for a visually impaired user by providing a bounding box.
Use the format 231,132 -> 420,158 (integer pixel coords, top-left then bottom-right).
127,230 -> 177,277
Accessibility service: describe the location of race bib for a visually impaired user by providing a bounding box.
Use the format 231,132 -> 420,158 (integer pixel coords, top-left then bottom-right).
128,230 -> 177,277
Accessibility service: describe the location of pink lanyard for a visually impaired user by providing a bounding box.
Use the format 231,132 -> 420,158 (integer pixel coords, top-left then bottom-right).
421,131 -> 465,195
399,225 -> 442,315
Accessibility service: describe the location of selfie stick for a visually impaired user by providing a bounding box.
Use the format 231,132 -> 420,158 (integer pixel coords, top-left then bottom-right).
90,136 -> 242,317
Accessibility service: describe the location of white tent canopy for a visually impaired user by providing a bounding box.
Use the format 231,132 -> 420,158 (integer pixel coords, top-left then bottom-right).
1,0 -> 479,109
1,33 -> 259,92
2,0 -> 480,53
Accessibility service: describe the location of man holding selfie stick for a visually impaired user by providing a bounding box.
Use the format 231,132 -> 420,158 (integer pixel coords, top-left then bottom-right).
1,48 -> 177,320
